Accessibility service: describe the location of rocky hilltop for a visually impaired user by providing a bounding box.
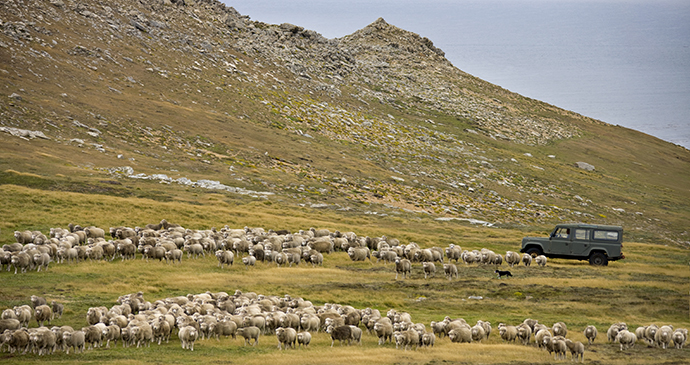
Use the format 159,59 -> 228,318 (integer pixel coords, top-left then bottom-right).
1,0 -> 688,245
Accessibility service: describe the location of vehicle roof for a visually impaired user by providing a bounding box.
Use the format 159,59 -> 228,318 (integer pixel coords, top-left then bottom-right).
554,223 -> 623,231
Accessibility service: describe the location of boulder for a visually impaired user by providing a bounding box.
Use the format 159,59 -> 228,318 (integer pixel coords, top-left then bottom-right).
575,161 -> 595,171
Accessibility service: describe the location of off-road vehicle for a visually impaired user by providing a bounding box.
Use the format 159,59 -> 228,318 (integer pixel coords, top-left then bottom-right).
520,223 -> 624,266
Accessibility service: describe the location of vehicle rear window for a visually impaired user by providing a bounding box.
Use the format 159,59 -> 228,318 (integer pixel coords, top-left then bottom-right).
574,229 -> 589,240
593,230 -> 619,241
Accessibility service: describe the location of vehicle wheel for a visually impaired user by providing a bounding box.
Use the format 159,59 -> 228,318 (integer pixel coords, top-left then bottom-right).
525,247 -> 542,258
589,252 -> 608,266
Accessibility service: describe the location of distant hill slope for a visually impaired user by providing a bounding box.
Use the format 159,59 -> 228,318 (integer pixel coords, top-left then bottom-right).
1,0 -> 688,246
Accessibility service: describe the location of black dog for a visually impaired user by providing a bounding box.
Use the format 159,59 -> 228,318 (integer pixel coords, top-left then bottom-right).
495,269 -> 513,279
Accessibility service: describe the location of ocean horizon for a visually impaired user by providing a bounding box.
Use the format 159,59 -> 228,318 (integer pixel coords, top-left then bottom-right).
227,0 -> 690,149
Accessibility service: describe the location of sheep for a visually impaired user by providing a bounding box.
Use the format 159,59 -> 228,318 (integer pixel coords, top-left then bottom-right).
673,328 -> 687,349
14,305 -> 32,327
584,325 -> 598,345
82,325 -> 104,349
8,328 -> 30,354
394,329 -> 420,351
655,325 -> 674,349
142,246 -> 165,262
443,263 -> 458,281
308,237 -> 334,254
517,323 -> 532,345
276,327 -> 297,350
421,332 -> 436,347
521,253 -> 532,266
535,255 -> 547,266
33,253 -> 51,272
445,244 -> 462,263
237,326 -> 260,346
34,305 -> 53,327
30,295 -> 47,309
1,309 -> 17,320
15,230 -> 33,244
551,336 -> 568,360
395,258 -> 411,280
643,324 -> 658,345
297,331 -> 311,348
374,321 -> 394,345
326,325 -> 352,347
273,251 -> 288,267
63,330 -> 85,354
552,321 -> 567,337
215,250 -> 234,268
448,327 -> 472,343
616,330 -> 637,351
84,227 -> 105,240
102,324 -> 121,348
29,327 -> 57,355
471,323 -> 486,342
10,252 -> 32,274
496,324 -> 517,343
505,251 -> 521,267
309,252 -> 324,267
347,247 -> 370,262
349,325 -> 363,345
566,339 -> 585,362
300,314 -> 320,333
50,325 -> 73,352
422,262 -> 436,279
164,249 -> 182,264
184,243 -> 205,259
242,255 -> 257,268
178,325 -> 199,351
607,322 -> 628,342
0,319 -> 21,333
534,328 -> 551,349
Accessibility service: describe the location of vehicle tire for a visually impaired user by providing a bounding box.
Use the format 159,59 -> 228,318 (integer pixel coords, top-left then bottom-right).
589,252 -> 608,266
525,247 -> 542,258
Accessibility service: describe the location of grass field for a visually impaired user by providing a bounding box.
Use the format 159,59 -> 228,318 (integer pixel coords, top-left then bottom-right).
0,185 -> 688,364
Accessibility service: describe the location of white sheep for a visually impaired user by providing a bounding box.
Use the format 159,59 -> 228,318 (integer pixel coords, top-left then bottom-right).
422,262 -> 436,278
616,330 -> 637,351
178,325 -> 199,351
673,328 -> 687,349
535,255 -> 547,266
584,325 -> 598,345
521,253 -> 532,266
443,263 -> 458,280
296,331 -> 311,347
395,258 -> 411,279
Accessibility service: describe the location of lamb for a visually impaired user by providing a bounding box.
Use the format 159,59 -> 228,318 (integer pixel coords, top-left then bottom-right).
566,339 -> 585,362
521,253 -> 532,266
505,251 -> 521,267
616,330 -> 637,351
584,325 -> 598,345
178,325 -> 199,351
297,331 -> 311,348
237,326 -> 260,346
242,255 -> 257,268
395,258 -> 411,279
535,255 -> 547,266
34,305 -> 53,327
443,263 -> 458,280
326,325 -> 352,347
422,262 -> 436,278
215,250 -> 234,268
63,330 -> 85,354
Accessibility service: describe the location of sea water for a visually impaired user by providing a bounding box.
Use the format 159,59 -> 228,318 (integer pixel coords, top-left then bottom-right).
228,0 -> 690,149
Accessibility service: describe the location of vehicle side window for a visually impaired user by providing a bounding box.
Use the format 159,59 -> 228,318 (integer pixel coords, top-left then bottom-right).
593,230 -> 619,241
554,228 -> 570,239
574,229 -> 589,240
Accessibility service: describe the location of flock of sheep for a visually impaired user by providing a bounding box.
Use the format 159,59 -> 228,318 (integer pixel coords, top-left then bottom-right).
2,220 -> 546,281
1,290 -> 687,360
1,221 -> 687,361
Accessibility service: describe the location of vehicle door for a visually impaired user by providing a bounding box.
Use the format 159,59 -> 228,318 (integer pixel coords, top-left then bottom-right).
548,227 -> 571,255
569,228 -> 590,256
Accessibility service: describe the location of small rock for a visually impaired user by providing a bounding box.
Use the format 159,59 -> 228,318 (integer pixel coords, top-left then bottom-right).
8,93 -> 21,101
575,161 -> 595,171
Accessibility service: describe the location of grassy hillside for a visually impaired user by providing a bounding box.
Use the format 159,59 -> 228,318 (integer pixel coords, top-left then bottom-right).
0,0 -> 689,363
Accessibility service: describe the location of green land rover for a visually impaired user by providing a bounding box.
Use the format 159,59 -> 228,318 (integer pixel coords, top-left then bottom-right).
520,223 -> 625,266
